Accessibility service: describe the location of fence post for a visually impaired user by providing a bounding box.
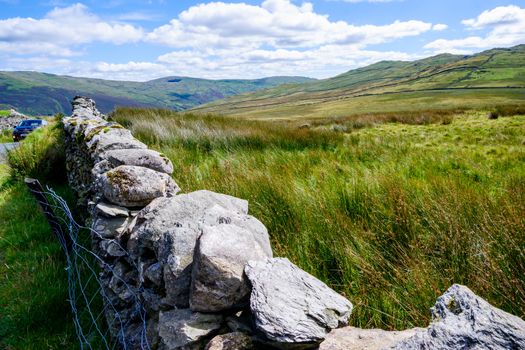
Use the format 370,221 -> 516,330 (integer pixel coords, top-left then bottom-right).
24,177 -> 72,252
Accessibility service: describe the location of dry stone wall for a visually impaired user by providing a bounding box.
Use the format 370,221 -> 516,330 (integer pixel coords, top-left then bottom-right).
63,96 -> 525,350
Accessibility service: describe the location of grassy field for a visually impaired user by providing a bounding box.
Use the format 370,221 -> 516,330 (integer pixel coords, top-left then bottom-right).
194,45 -> 525,119
0,123 -> 77,349
112,107 -> 525,330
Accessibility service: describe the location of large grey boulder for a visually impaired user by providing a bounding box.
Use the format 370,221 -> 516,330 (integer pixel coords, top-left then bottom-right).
98,148 -> 174,174
190,223 -> 272,312
127,190 -> 249,308
100,165 -> 179,207
245,258 -> 353,349
391,284 -> 525,350
320,326 -> 422,350
158,309 -> 223,350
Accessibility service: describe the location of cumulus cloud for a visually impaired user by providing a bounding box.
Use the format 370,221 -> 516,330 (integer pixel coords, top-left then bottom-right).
0,0 -> 439,80
425,5 -> 525,53
0,3 -> 143,56
432,23 -> 448,31
147,0 -> 432,49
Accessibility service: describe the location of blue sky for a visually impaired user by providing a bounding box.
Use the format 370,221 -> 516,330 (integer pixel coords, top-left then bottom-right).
1,0 -> 524,80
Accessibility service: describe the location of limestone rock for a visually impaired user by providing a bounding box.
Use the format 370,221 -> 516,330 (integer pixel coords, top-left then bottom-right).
320,326 -> 422,350
92,215 -> 130,239
391,284 -> 525,350
190,223 -> 272,312
99,239 -> 127,257
87,128 -> 147,155
158,309 -> 223,350
205,332 -> 254,350
199,205 -> 272,256
127,190 -> 249,308
100,165 -> 179,207
245,258 -> 353,348
95,201 -> 129,218
71,96 -> 105,120
99,148 -> 174,174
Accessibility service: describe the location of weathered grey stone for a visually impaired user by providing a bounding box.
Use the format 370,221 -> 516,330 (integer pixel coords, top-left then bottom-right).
71,96 -> 105,120
158,309 -> 223,350
87,128 -> 147,155
127,191 -> 249,308
144,262 -> 163,286
99,239 -> 127,257
205,332 -> 254,350
99,148 -> 174,174
95,201 -> 129,218
100,165 -> 179,207
245,258 -> 353,349
320,326 -> 422,350
92,215 -> 130,239
190,223 -> 272,312
200,205 -> 272,256
391,284 -> 525,350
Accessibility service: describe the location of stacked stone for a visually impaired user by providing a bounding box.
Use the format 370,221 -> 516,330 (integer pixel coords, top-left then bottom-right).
63,97 -> 353,349
63,96 -> 525,350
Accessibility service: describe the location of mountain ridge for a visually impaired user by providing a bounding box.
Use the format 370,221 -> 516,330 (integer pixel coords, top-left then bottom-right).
0,71 -> 314,115
192,45 -> 525,119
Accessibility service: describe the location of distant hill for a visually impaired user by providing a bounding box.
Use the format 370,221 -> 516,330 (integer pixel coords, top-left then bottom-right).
193,45 -> 525,119
0,72 -> 314,115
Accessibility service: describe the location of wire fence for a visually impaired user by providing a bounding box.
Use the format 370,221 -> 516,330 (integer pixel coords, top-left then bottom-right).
25,178 -> 151,350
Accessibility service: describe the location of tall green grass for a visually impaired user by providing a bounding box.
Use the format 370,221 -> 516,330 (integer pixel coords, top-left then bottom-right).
0,120 -> 77,349
112,107 -> 525,329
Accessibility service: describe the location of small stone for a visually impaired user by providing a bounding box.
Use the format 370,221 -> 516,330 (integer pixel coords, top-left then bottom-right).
245,258 -> 353,348
95,201 -> 130,217
99,239 -> 127,257
205,332 -> 254,350
92,215 -> 130,239
158,309 -> 223,349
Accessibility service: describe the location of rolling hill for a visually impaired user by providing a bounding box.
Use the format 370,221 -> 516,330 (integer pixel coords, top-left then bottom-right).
193,45 -> 525,119
0,72 -> 313,115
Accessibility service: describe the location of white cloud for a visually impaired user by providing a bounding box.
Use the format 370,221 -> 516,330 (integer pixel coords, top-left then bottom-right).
0,3 -> 143,56
432,23 -> 448,31
0,0 -> 439,80
147,0 -> 432,49
426,5 -> 525,53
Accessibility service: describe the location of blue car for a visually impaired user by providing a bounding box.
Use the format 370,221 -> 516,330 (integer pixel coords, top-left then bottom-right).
13,119 -> 48,141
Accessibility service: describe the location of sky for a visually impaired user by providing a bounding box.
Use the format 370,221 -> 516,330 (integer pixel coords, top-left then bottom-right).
0,0 -> 524,81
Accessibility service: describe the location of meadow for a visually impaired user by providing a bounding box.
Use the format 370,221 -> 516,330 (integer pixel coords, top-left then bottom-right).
112,107 -> 525,330
0,122 -> 78,349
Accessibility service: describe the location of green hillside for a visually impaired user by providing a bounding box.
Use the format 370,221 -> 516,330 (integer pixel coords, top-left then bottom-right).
193,45 -> 525,119
0,72 -> 313,115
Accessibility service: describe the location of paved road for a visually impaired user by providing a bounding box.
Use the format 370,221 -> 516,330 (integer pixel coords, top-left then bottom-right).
0,143 -> 18,163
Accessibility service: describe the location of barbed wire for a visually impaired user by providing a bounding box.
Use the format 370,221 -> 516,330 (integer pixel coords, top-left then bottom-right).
26,181 -> 151,350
